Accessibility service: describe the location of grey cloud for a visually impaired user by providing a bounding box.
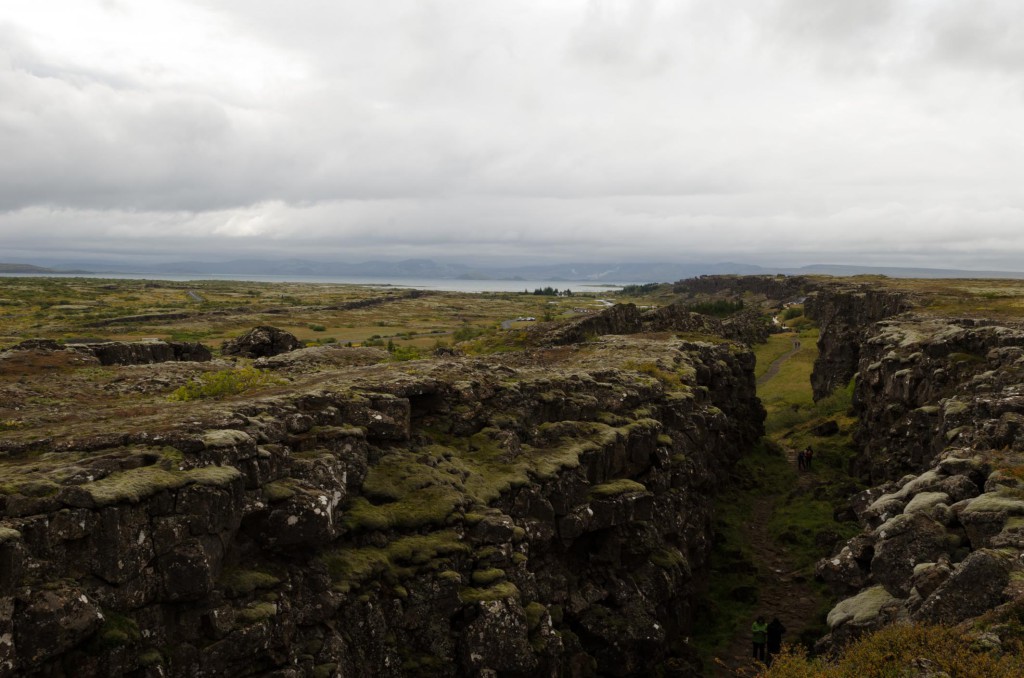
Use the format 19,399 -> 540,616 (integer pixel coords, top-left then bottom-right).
568,0 -> 673,76
926,1 -> 1024,74
2,1 -> 1024,271
771,0 -> 894,41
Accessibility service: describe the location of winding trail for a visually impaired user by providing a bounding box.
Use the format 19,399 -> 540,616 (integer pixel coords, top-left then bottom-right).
711,451 -> 819,676
756,338 -> 802,387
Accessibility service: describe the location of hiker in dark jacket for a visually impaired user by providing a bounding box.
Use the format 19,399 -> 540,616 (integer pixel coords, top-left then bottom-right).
766,617 -> 786,666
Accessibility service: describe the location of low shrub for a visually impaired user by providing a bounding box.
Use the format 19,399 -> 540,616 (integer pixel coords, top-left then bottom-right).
169,367 -> 280,401
766,623 -> 1024,677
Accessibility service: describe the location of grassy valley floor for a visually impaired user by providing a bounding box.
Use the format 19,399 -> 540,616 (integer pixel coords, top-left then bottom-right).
697,329 -> 862,676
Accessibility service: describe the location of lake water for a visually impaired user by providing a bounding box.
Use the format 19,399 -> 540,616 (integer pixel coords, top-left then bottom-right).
0,272 -> 627,294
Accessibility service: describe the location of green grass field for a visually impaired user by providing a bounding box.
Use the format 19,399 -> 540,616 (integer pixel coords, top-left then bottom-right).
755,330 -> 819,432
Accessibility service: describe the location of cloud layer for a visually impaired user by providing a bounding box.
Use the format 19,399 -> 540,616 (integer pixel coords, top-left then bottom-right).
3,0 -> 1024,269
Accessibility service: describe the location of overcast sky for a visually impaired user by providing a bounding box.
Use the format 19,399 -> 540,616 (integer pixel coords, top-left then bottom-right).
2,0 -> 1024,269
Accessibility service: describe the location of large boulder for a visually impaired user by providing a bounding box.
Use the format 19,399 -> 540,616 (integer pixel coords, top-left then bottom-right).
824,585 -> 902,649
222,326 -> 303,358
914,549 -> 1016,624
870,513 -> 953,596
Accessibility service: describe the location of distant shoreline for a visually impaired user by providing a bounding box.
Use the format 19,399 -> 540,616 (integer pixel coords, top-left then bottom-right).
0,272 -> 629,294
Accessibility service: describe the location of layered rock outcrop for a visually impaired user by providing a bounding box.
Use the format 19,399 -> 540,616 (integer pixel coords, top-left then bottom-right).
540,302 -> 771,347
672,275 -> 814,301
813,300 -> 1024,650
2,339 -> 212,366
0,333 -> 763,676
803,285 -> 913,401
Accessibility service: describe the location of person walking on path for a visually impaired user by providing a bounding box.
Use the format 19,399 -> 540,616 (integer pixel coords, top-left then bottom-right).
797,450 -> 805,471
805,446 -> 814,470
752,615 -> 768,663
766,617 -> 786,667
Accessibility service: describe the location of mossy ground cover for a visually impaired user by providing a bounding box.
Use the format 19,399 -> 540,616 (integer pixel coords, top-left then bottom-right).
870,276 -> 1024,320
342,423 -> 623,533
322,530 -> 471,592
0,277 -> 614,350
588,478 -> 646,499
0,277 -> 625,449
621,359 -> 694,391
85,461 -> 242,506
219,568 -> 281,598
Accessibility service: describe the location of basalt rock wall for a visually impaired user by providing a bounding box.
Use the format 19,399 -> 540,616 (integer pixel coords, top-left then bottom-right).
672,275 -> 815,301
0,335 -> 763,677
542,303 -> 770,347
809,293 -> 1024,651
803,286 -> 913,400
4,340 -> 212,366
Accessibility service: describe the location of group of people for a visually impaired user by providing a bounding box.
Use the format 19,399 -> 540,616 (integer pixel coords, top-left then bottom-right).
751,615 -> 786,666
796,445 -> 813,471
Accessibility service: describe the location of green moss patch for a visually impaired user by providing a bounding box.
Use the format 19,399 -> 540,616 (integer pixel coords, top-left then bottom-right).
589,479 -> 646,499
85,463 -> 241,506
622,360 -> 690,391
650,548 -> 687,571
236,602 -> 277,625
138,649 -> 163,667
962,492 -> 1024,516
95,611 -> 141,649
0,527 -> 22,544
458,581 -> 520,603
263,480 -> 297,502
322,530 -> 470,590
826,586 -> 898,629
343,421 -> 630,532
220,568 -> 281,598
470,568 -> 506,586
525,602 -> 547,630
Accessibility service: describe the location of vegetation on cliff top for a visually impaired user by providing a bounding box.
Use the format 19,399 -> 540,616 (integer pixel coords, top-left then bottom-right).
340,420 -> 650,534
765,622 -> 1024,677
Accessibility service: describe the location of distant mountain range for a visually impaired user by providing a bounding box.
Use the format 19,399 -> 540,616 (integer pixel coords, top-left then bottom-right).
132,258 -> 770,282
0,263 -> 89,274
3,259 -> 1024,282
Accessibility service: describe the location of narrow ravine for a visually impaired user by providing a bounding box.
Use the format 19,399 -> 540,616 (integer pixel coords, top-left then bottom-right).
713,449 -> 819,675
705,329 -> 854,676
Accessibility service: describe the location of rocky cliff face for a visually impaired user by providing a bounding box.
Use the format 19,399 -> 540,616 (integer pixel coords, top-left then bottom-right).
0,334 -> 763,676
4,340 -> 212,366
812,298 -> 1024,651
671,275 -> 814,301
803,286 -> 913,400
539,302 -> 771,347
